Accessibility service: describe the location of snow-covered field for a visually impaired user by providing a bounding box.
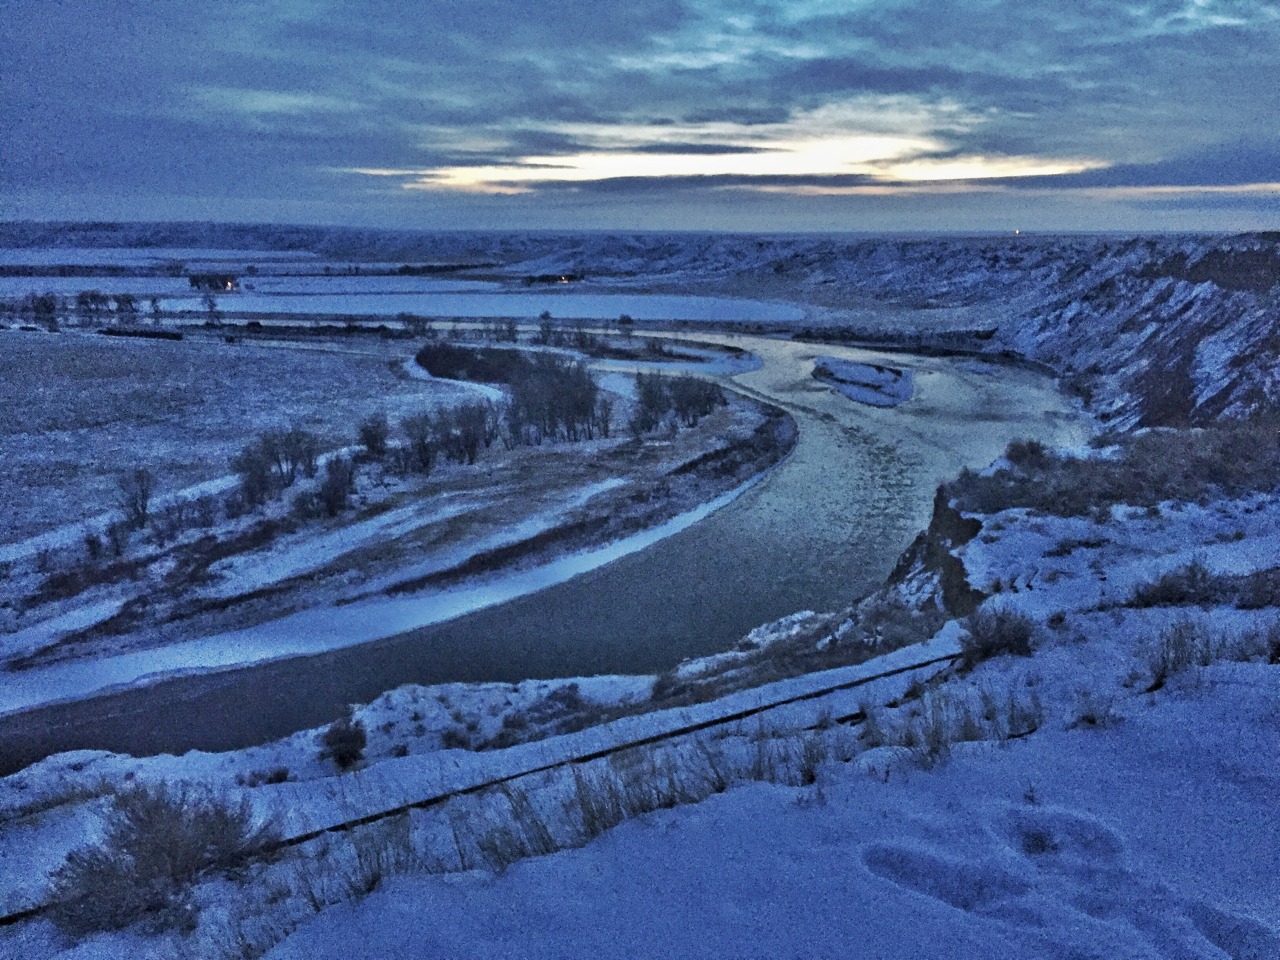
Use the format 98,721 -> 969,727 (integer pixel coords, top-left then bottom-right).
0,247 -> 320,267
0,332 -> 472,541
160,290 -> 807,322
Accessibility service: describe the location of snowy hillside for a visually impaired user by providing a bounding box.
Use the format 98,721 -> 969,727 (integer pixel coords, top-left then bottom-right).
1,419 -> 1276,958
6,224 -> 1276,429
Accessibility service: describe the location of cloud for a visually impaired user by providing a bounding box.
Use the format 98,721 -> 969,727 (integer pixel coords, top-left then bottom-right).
999,140 -> 1280,189
3,0 -> 1279,228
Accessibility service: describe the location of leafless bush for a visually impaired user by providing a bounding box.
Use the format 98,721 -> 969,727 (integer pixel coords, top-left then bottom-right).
1130,557 -> 1221,608
358,413 -> 390,458
341,816 -> 418,897
569,763 -> 627,841
858,594 -> 944,651
321,706 -> 367,770
1149,618 -> 1214,687
116,466 -> 154,530
105,520 -> 130,558
398,413 -> 435,474
236,767 -> 291,788
1004,438 -> 1051,470
860,701 -> 889,748
1237,567 -> 1280,610
475,786 -> 559,871
82,530 -> 103,564
951,420 -> 1280,517
148,497 -> 192,547
48,783 -> 278,937
1069,690 -> 1121,729
317,457 -> 356,517
977,686 -> 1044,741
961,605 -> 1035,664
232,424 -> 322,507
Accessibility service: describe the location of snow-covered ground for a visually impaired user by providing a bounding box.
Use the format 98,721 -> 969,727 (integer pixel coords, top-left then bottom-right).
0,333 -> 473,542
2,437 -> 1276,958
159,290 -> 807,322
259,674 -> 1276,960
813,356 -> 915,406
0,247 -> 320,267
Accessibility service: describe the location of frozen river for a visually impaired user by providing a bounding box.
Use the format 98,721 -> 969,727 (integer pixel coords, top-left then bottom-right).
0,330 -> 1090,769
163,290 -> 805,322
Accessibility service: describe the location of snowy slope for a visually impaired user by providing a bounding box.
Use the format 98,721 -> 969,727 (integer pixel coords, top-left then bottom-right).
8,224 -> 1275,429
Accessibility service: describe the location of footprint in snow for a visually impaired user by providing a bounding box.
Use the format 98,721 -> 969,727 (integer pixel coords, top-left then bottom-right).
859,843 -> 1029,916
859,810 -> 1280,960
1005,806 -> 1279,960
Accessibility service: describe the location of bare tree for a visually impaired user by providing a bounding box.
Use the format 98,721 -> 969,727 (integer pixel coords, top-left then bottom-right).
201,293 -> 220,324
358,413 -> 390,458
117,467 -> 154,529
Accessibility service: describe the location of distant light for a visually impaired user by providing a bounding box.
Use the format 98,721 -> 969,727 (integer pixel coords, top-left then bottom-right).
1014,229 -> 1021,235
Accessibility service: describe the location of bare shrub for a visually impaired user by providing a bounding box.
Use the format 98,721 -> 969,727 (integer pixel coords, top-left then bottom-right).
231,442 -> 276,508
912,694 -> 956,766
961,605 -> 1035,664
993,687 -> 1044,740
342,816 -> 417,897
1004,438 -> 1050,470
321,706 -> 367,770
440,726 -> 471,750
237,767 -> 291,788
858,594 -> 944,652
233,424 -> 322,507
795,733 -> 827,786
571,764 -> 627,840
1069,690 -> 1121,729
951,419 -> 1280,517
116,467 -> 154,530
1237,567 -> 1280,610
1149,619 -> 1214,688
148,497 -> 192,547
105,520 -> 130,558
1130,557 -> 1220,608
48,784 -> 277,937
358,413 -> 390,458
399,413 -> 435,474
859,701 -> 889,748
317,457 -> 356,517
83,530 -> 103,564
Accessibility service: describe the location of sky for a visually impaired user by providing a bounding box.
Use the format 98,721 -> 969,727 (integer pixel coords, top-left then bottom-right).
3,0 -> 1279,233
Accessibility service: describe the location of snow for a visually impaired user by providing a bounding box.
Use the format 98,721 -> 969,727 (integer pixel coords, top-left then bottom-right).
253,655 -> 1278,960
400,358 -> 506,402
813,356 -> 915,407
0,277 -> 197,298
3,228 -> 1279,957
199,494 -> 495,600
0,247 -> 320,267
0,473 -> 239,564
3,480 -> 1278,960
960,493 -> 1280,620
159,291 -> 806,322
0,473 -> 762,716
0,599 -> 125,661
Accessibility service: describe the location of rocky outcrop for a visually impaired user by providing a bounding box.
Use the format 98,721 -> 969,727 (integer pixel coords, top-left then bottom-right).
887,487 -> 985,617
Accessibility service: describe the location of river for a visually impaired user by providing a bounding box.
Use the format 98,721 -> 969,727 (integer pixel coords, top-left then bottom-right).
0,331 -> 1090,772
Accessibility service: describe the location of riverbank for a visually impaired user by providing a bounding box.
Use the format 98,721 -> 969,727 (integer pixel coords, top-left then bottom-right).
0,328 -> 1091,771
